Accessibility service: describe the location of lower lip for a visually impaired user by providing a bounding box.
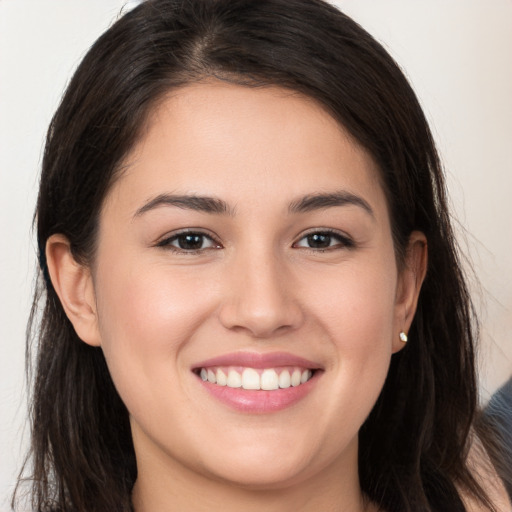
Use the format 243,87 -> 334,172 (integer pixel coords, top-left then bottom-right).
196,372 -> 319,413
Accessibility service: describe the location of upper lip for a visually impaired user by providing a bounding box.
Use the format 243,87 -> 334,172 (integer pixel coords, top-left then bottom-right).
192,351 -> 323,370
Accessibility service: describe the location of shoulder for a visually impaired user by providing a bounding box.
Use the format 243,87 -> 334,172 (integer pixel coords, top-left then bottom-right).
461,434 -> 511,512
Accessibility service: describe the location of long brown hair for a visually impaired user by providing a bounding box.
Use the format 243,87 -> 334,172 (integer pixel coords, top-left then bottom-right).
14,0 -> 503,510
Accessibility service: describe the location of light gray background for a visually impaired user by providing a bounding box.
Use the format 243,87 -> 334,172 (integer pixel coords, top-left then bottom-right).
1,1 -> 511,509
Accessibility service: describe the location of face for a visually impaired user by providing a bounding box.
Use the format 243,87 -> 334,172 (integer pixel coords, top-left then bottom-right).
89,83 -> 412,491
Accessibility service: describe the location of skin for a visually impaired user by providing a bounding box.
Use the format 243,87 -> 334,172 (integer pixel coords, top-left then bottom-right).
46,82 -> 427,512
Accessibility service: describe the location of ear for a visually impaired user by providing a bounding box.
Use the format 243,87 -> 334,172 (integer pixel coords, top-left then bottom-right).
393,231 -> 428,353
45,234 -> 101,347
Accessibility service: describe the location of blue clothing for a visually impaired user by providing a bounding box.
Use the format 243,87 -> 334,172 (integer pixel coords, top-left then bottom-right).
483,376 -> 512,499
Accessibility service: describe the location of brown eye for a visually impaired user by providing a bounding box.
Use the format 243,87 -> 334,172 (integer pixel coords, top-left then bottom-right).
306,233 -> 332,249
175,233 -> 206,250
158,231 -> 220,252
294,230 -> 354,250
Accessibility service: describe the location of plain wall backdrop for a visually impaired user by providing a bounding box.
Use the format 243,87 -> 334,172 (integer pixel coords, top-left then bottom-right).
1,1 -> 511,509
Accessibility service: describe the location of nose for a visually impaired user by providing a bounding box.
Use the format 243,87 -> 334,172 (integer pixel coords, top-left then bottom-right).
218,248 -> 304,339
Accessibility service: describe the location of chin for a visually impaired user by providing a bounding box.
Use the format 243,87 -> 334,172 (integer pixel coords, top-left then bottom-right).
205,457 -> 315,490
197,432 -> 351,491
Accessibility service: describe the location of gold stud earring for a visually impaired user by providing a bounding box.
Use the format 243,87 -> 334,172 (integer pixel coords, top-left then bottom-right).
399,332 -> 408,343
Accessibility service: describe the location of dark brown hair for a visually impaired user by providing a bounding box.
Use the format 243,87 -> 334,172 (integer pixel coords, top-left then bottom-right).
14,0 -> 504,510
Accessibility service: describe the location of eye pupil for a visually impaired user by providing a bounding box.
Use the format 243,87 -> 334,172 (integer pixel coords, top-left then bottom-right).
307,233 -> 331,248
178,234 -> 204,250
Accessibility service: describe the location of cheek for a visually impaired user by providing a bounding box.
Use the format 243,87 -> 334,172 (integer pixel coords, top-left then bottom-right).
306,256 -> 398,350
93,260 -> 216,392
97,260 -> 205,338
92,262 -> 222,442
305,254 -> 397,405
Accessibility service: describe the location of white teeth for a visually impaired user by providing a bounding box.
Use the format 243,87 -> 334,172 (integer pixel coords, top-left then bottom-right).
278,370 -> 291,389
242,368 -> 260,390
216,369 -> 227,386
291,369 -> 301,387
227,369 -> 242,388
301,370 -> 311,384
200,366 -> 314,390
261,369 -> 279,390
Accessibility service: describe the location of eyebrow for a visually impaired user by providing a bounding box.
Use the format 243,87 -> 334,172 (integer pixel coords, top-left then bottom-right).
133,190 -> 374,219
288,191 -> 374,218
134,194 -> 235,218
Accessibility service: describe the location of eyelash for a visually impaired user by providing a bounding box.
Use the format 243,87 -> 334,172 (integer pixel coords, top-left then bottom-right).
156,228 -> 355,254
292,229 -> 355,252
156,230 -> 221,254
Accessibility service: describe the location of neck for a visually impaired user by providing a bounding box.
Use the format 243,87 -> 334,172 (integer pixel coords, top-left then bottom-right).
131,430 -> 375,512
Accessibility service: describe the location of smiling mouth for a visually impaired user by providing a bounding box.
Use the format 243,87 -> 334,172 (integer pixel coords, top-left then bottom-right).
196,366 -> 314,390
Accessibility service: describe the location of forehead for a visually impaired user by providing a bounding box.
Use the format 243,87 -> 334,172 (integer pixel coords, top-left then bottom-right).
105,82 -> 388,220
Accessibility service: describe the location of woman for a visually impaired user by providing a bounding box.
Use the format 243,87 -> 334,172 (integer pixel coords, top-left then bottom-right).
14,0 -> 510,510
